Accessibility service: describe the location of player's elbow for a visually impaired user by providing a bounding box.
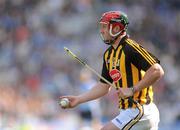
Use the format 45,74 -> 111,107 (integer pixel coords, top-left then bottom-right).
153,64 -> 164,79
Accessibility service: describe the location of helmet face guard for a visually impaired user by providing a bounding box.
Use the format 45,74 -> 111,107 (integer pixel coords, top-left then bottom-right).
99,11 -> 129,45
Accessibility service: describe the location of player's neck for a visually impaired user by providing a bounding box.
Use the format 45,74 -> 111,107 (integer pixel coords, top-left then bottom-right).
112,32 -> 126,49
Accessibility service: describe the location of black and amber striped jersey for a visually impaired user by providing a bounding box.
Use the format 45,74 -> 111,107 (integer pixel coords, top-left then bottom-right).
100,36 -> 160,109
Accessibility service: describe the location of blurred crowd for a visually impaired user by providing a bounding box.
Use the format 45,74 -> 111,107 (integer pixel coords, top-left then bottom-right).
0,0 -> 180,130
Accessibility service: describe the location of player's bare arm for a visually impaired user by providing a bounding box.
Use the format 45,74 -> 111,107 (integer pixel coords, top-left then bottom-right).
133,63 -> 164,92
59,82 -> 110,109
78,82 -> 110,103
118,63 -> 164,99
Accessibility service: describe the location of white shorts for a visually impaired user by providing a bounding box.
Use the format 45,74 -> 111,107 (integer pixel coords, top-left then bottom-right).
111,103 -> 160,130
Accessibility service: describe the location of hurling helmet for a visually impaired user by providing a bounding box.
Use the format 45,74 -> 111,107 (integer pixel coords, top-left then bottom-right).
99,11 -> 129,44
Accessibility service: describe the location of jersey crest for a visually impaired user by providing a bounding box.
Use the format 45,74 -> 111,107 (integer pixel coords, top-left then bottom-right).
109,69 -> 121,82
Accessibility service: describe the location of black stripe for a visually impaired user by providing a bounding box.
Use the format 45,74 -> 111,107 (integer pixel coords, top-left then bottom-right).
121,99 -> 125,109
107,48 -> 113,69
118,97 -> 122,109
118,79 -> 123,109
119,79 -> 122,89
112,48 -> 116,69
115,82 -> 118,90
124,51 -> 133,108
137,70 -> 142,103
125,52 -> 133,87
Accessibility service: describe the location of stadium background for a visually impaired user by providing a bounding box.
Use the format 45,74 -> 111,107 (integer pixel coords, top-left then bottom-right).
0,0 -> 179,130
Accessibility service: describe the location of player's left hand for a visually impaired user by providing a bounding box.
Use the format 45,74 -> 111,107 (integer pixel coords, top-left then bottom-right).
118,88 -> 134,99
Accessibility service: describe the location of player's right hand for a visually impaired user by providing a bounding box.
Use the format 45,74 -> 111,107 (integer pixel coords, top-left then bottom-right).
59,96 -> 80,109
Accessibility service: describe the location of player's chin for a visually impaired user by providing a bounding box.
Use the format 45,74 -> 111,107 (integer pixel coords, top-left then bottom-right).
103,39 -> 114,45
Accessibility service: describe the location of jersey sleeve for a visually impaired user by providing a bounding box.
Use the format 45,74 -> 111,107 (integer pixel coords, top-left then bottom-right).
100,55 -> 113,84
124,44 -> 160,71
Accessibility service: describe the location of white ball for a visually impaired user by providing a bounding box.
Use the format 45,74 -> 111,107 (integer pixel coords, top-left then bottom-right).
59,98 -> 70,107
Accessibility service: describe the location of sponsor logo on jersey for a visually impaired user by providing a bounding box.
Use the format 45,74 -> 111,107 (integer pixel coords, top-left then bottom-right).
109,69 -> 121,82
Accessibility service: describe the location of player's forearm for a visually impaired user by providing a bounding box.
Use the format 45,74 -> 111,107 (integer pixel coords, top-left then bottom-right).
78,82 -> 110,104
134,63 -> 164,92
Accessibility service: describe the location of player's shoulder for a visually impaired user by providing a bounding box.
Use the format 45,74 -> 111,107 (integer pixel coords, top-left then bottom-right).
125,38 -> 150,52
124,37 -> 139,46
123,38 -> 139,53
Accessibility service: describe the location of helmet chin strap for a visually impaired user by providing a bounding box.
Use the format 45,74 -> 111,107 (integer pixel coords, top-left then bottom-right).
103,24 -> 123,45
100,24 -> 125,45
